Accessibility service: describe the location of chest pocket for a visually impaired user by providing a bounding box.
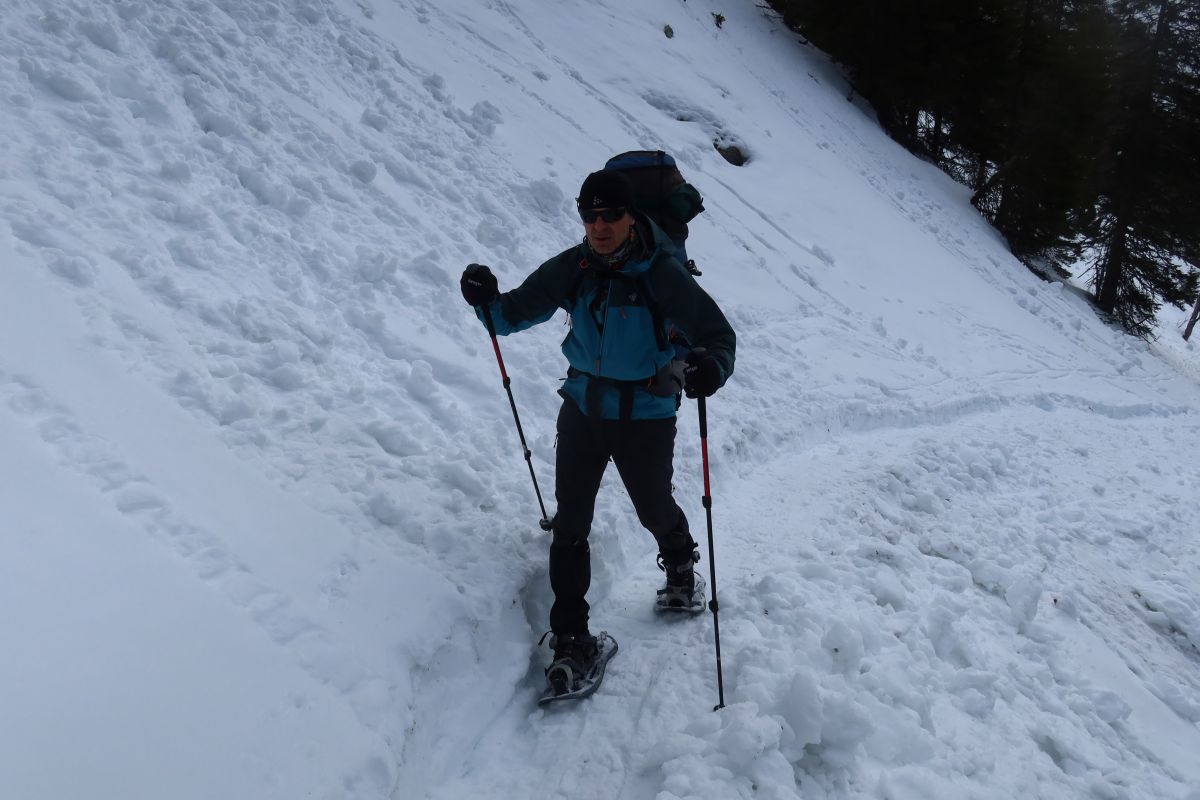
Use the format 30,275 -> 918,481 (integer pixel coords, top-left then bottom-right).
588,273 -> 667,349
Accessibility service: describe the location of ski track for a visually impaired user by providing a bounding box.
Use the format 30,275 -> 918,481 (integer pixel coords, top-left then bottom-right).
0,370 -> 416,792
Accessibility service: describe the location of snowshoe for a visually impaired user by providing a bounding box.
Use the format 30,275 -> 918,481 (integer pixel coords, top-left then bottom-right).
654,551 -> 707,614
656,573 -> 707,613
538,632 -> 618,706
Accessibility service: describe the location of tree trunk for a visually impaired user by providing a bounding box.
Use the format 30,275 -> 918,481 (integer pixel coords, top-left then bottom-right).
1096,225 -> 1126,314
928,109 -> 945,165
973,155 -> 991,195
1184,294 -> 1200,341
971,155 -> 1019,208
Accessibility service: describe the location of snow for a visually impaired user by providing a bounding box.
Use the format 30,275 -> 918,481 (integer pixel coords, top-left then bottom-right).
2,0 -> 1199,798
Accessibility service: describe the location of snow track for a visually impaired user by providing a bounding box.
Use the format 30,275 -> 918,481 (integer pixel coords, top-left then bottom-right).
416,400 -> 1200,800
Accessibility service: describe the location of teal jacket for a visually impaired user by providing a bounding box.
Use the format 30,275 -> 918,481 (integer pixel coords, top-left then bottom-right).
477,215 -> 735,420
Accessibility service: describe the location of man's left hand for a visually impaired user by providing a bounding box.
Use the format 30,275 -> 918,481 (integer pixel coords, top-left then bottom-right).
684,350 -> 722,398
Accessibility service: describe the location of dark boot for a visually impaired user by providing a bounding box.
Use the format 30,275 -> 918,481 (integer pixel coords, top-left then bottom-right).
656,550 -> 701,609
545,632 -> 599,696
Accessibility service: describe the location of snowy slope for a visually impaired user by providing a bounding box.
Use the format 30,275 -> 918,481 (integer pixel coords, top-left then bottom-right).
2,1 -> 1200,798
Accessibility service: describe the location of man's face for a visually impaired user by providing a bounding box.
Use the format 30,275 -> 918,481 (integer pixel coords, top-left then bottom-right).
582,207 -> 633,255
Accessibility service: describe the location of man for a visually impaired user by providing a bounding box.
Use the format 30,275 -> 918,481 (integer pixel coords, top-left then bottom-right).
460,169 -> 735,694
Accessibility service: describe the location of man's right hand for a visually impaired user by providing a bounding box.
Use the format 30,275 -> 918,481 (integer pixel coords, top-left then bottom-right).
460,263 -> 498,306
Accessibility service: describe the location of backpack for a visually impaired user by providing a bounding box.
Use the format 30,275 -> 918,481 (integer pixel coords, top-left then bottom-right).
604,150 -> 704,275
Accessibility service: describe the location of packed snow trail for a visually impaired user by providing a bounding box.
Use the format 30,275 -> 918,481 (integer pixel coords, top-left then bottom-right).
420,401 -> 1200,800
2,0 -> 1199,798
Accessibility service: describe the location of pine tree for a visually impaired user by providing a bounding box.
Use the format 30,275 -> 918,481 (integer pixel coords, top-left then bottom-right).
1088,0 -> 1200,338
781,0 -> 948,149
767,0 -> 1200,333
926,0 -> 1023,182
970,1 -> 1112,274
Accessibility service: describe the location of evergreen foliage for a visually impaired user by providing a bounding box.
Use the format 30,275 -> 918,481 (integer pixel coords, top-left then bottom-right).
970,2 -> 1112,273
767,0 -> 1200,338
1088,0 -> 1200,337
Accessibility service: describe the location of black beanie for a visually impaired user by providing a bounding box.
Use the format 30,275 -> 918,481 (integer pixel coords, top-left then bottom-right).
577,170 -> 634,210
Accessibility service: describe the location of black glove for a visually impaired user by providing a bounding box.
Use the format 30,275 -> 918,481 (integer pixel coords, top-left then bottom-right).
683,349 -> 722,399
460,263 -> 498,306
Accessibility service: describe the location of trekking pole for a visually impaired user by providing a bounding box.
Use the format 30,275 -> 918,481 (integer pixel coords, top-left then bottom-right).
480,305 -> 553,532
698,392 -> 727,711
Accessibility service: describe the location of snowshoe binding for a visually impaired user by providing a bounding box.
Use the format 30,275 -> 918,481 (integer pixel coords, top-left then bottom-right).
538,631 -> 618,706
655,551 -> 707,614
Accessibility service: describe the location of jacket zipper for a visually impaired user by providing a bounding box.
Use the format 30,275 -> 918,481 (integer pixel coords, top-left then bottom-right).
595,281 -> 614,374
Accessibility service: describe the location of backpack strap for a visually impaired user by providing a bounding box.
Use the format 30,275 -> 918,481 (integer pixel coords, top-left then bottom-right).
636,273 -> 669,352
565,240 -> 672,355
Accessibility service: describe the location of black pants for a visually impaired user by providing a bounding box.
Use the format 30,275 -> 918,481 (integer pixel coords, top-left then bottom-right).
549,398 -> 696,635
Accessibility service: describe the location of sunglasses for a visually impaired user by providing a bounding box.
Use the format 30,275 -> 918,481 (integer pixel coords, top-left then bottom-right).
578,207 -> 628,224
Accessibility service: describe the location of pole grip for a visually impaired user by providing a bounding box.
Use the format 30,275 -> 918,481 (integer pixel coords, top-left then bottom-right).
481,303 -> 498,337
